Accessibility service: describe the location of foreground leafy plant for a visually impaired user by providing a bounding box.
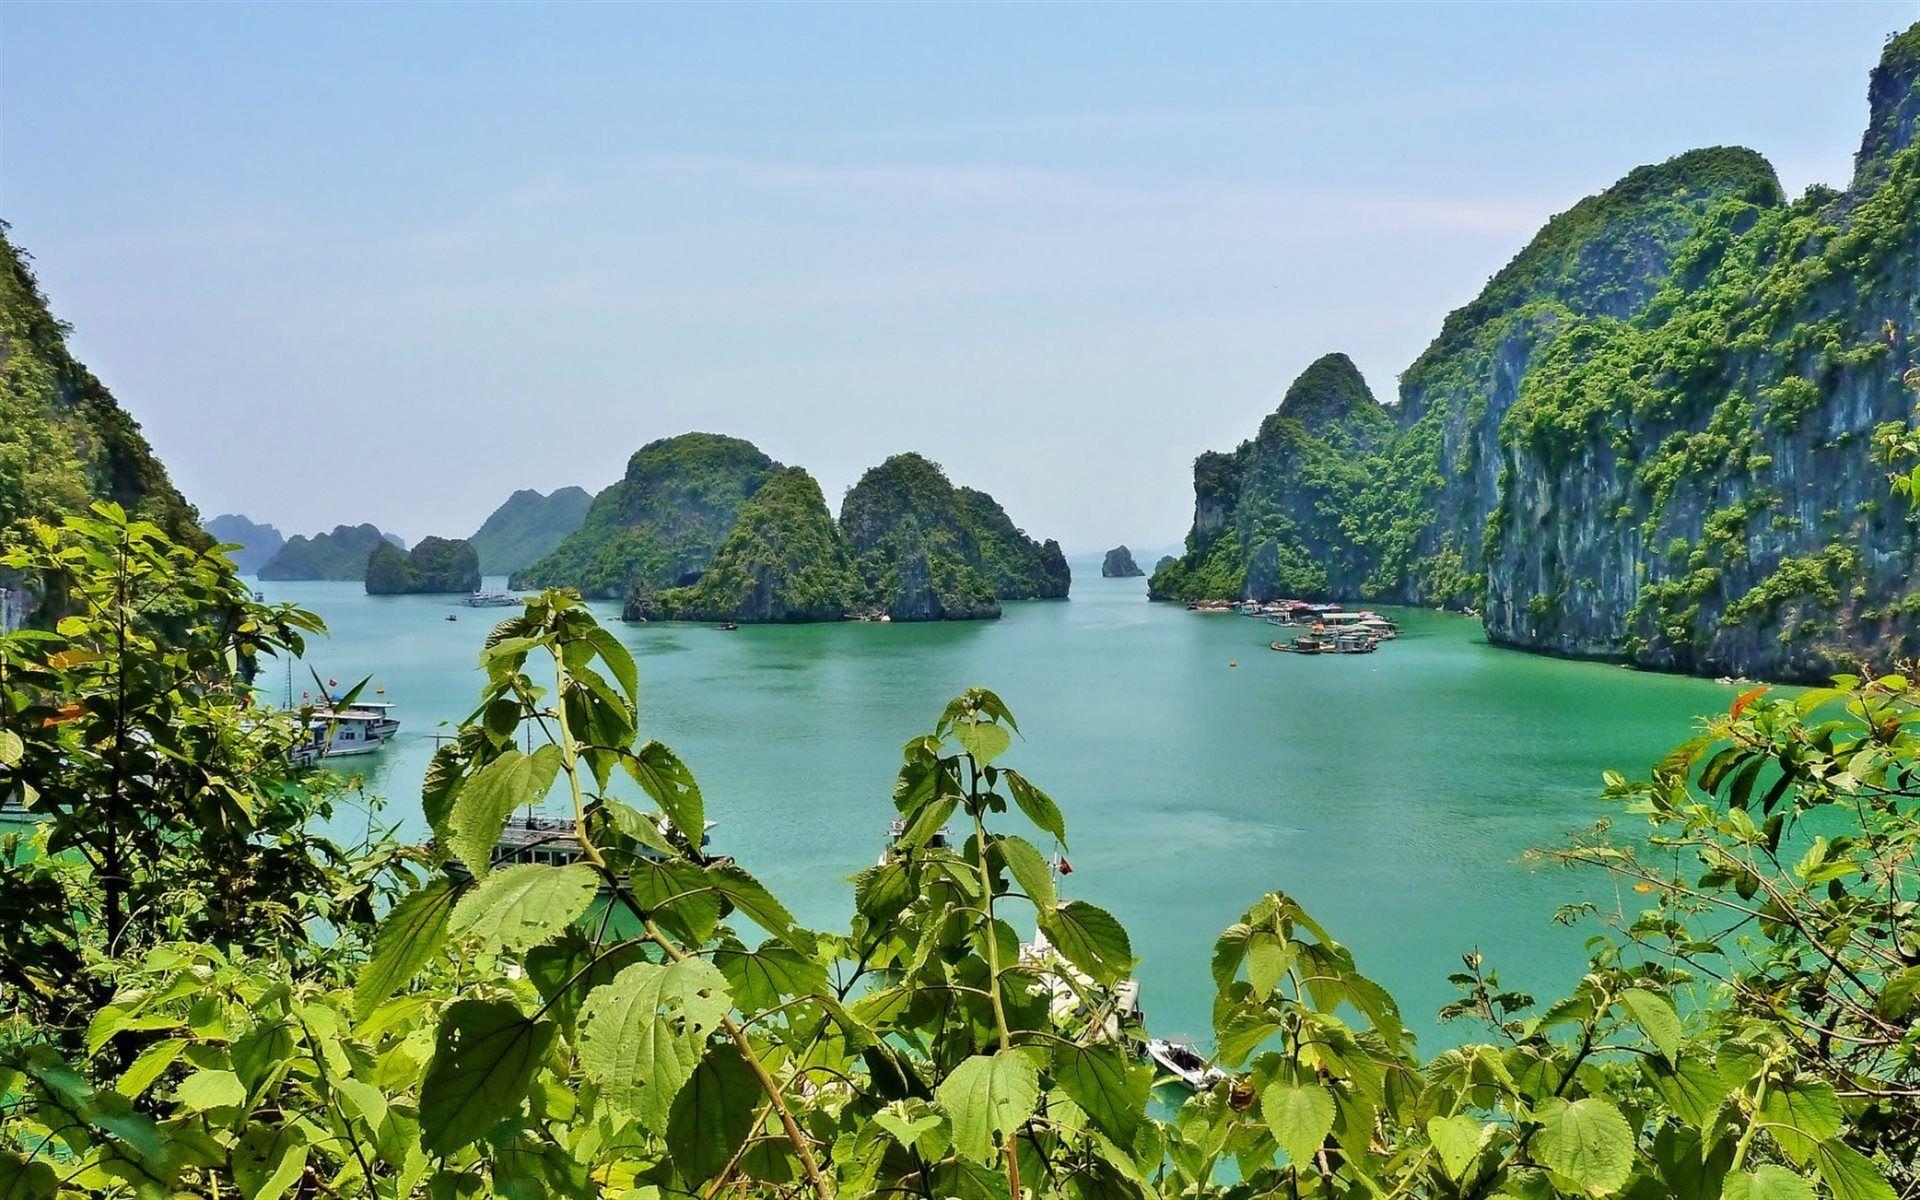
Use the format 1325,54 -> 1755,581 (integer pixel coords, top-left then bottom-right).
0,515 -> 1908,1199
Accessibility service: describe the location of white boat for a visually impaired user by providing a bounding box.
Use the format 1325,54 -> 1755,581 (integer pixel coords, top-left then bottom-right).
301,701 -> 401,758
1019,929 -> 1144,1042
444,813 -> 717,879
464,592 -> 520,608
878,816 -> 949,864
1146,1038 -> 1230,1090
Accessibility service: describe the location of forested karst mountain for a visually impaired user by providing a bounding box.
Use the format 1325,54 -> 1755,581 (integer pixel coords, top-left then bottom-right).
468,486 -> 592,575
203,514 -> 284,574
365,536 -> 481,595
513,434 -> 777,599
1155,23 -> 1920,682
630,467 -> 866,622
839,452 -> 1068,621
259,524 -> 405,581
1102,546 -> 1144,577
0,228 -> 202,624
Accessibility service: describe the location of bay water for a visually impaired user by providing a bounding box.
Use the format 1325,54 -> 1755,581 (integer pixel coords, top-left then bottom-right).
262,566 -> 1739,1052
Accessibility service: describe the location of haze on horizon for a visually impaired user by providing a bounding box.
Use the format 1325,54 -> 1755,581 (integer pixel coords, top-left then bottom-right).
1,2 -> 1911,555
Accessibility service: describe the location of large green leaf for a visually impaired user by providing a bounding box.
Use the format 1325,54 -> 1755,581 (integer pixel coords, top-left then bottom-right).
446,746 -> 562,877
577,959 -> 731,1132
1723,1166 -> 1817,1200
666,1042 -> 763,1183
1260,1082 -> 1335,1169
993,834 -> 1056,912
354,877 -> 465,1020
1052,1042 -> 1150,1145
1642,1055 -> 1739,1128
626,740 -> 703,847
936,1049 -> 1041,1163
1616,989 -> 1681,1063
1532,1097 -> 1633,1195
1038,900 -> 1133,986
419,1000 -> 555,1154
1760,1080 -> 1841,1164
173,1069 -> 246,1112
951,717 -> 1011,765
712,941 -> 830,1012
707,861 -> 809,947
233,1124 -> 308,1200
1808,1140 -> 1895,1200
1004,771 -> 1067,845
1426,1114 -> 1484,1180
448,864 -> 598,954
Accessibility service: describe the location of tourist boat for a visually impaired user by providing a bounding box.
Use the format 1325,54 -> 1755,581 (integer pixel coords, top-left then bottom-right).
300,700 -> 401,758
445,812 -> 718,879
718,621 -> 739,631
1146,1038 -> 1230,1091
1274,634 -> 1331,654
1020,929 -> 1144,1043
445,614 -> 458,622
878,816 -> 950,864
464,592 -> 519,608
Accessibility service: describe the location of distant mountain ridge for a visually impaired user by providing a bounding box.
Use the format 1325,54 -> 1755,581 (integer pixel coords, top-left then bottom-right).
259,524 -> 406,581
203,514 -> 284,574
468,487 -> 592,575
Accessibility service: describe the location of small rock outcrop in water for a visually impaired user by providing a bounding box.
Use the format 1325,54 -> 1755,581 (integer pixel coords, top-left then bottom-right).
1102,546 -> 1145,578
261,524 -> 406,581
469,486 -> 592,575
204,514 -> 285,574
513,433 -> 777,599
630,468 -> 864,622
365,536 -> 481,595
840,452 -> 1068,621
1154,22 -> 1920,683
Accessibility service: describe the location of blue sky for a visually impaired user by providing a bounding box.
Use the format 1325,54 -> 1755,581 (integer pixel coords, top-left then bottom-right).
2,2 -> 1912,554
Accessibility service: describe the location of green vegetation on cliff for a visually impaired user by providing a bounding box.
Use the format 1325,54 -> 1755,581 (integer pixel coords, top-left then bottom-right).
366,535 -> 481,595
513,433 -> 777,599
260,523 -> 405,581
0,227 -> 200,601
1150,353 -> 1391,602
468,486 -> 592,575
1157,23 -> 1920,682
839,453 -> 1006,620
637,467 -> 864,622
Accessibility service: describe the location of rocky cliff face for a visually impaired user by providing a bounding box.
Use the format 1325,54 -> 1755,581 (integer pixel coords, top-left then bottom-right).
204,514 -> 284,574
513,434 -> 777,598
1157,23 -> 1920,683
365,536 -> 480,595
1151,353 -> 1392,601
635,467 -> 864,622
259,524 -> 404,581
469,486 -> 592,576
1102,546 -> 1144,577
1,229 -> 202,623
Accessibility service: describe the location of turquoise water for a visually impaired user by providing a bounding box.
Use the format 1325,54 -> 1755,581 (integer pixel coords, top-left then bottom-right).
262,569 -> 1738,1053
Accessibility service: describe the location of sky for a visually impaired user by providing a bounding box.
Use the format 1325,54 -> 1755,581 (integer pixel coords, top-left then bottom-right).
2,2 -> 1914,555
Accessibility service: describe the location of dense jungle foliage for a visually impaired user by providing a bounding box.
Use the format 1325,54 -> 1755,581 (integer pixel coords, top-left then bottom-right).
1,506 -> 1913,1200
260,526 -> 405,583
365,538 -> 482,596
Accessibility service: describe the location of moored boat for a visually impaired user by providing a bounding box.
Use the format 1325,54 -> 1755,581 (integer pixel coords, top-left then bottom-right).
1146,1038 -> 1229,1090
464,592 -> 519,608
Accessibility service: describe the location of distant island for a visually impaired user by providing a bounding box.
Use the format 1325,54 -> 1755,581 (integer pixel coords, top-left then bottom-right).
468,487 -> 593,576
519,433 -> 1069,624
1101,546 -> 1144,578
366,536 -> 481,595
259,525 -> 406,581
203,514 -> 285,574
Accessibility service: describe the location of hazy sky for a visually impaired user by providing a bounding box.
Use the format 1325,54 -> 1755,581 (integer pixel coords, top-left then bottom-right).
2,3 -> 1912,554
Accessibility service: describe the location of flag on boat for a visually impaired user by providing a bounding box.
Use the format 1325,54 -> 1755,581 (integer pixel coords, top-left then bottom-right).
1056,857 -> 1073,875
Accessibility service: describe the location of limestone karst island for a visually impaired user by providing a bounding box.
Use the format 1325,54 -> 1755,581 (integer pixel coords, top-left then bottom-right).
1,11 -> 1916,1200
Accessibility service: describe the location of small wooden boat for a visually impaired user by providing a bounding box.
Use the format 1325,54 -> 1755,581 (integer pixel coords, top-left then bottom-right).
1146,1038 -> 1229,1090
1273,634 -> 1331,654
718,621 -> 739,631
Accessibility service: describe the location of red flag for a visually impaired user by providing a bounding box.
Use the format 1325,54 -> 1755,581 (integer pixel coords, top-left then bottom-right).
1057,857 -> 1074,876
